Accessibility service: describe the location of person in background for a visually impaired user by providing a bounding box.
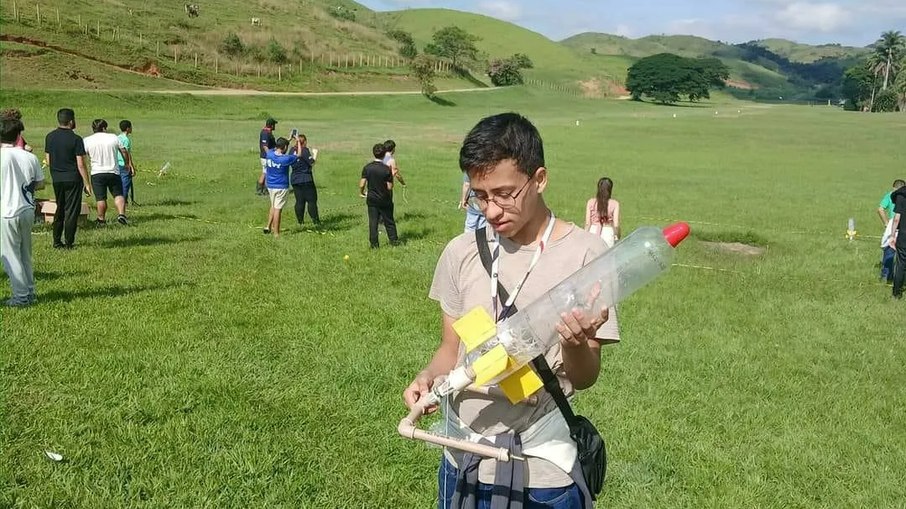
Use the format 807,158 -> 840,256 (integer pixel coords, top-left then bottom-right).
382,139 -> 407,187
290,134 -> 320,227
117,120 -> 136,205
879,179 -> 904,284
360,143 -> 398,248
257,118 -> 277,196
889,184 -> 906,299
0,109 -> 32,152
44,108 -> 90,249
83,119 -> 131,226
263,136 -> 301,238
459,173 -> 486,232
584,176 -> 621,248
1,116 -> 44,306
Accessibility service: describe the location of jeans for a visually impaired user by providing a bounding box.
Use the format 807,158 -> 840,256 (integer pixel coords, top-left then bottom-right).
437,458 -> 583,509
52,180 -> 83,247
367,202 -> 398,248
893,238 -> 906,298
119,165 -> 133,202
464,207 -> 487,232
293,183 -> 320,224
881,247 -> 895,282
1,212 -> 36,303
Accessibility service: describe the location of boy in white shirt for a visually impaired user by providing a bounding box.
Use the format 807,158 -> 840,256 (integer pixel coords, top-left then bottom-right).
1,117 -> 45,306
83,119 -> 132,225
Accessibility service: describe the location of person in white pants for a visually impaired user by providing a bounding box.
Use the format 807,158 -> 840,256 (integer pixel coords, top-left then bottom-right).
1,116 -> 45,306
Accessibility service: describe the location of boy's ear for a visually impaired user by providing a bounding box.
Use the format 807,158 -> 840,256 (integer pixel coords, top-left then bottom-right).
534,167 -> 548,194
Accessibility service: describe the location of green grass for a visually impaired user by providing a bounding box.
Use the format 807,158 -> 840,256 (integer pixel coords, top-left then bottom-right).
2,87 -> 906,508
754,39 -> 868,63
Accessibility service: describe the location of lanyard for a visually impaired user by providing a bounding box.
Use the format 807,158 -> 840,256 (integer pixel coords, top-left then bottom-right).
490,212 -> 556,322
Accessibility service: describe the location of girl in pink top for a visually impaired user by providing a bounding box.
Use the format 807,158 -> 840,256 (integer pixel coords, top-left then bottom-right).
584,177 -> 620,247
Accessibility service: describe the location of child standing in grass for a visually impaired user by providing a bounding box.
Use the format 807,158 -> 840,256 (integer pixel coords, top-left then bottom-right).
117,120 -> 136,205
263,136 -> 301,238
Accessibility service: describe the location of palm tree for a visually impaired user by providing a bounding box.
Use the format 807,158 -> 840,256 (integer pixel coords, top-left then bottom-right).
874,30 -> 905,90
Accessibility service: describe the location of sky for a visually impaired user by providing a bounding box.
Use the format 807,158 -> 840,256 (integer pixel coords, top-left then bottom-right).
358,0 -> 906,47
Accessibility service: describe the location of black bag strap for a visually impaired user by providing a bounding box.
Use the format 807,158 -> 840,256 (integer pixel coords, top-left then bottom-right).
474,228 -> 579,428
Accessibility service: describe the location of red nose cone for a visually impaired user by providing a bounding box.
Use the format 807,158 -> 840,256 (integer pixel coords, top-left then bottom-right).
663,222 -> 690,248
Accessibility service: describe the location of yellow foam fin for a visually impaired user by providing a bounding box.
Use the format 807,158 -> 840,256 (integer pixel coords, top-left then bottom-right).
452,307 -> 497,353
498,364 -> 544,405
471,345 -> 510,387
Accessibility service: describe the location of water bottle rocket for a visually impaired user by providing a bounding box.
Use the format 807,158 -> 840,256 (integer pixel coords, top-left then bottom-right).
398,222 -> 691,461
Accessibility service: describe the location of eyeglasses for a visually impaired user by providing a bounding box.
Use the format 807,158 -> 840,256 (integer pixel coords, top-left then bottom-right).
467,177 -> 533,211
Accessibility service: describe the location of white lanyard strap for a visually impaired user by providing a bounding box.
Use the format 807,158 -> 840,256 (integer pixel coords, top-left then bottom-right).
490,211 -> 556,321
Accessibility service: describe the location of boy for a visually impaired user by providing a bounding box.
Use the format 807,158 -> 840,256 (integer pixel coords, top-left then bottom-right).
1,117 -> 44,306
83,119 -> 131,225
44,108 -> 90,249
360,143 -> 398,248
459,172 -> 487,232
117,120 -> 136,205
382,139 -> 407,187
403,113 -> 618,507
879,180 -> 905,283
890,183 -> 906,299
257,118 -> 277,196
263,136 -> 301,238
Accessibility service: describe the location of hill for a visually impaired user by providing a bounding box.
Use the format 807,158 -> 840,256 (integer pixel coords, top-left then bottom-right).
0,0 -> 479,92
383,8 -> 623,92
753,38 -> 868,63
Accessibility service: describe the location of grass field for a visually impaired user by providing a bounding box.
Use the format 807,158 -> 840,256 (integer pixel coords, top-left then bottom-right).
2,87 -> 905,508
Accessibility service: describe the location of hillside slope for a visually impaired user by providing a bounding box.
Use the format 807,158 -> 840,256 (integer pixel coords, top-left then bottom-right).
753,38 -> 868,63
384,8 -> 621,89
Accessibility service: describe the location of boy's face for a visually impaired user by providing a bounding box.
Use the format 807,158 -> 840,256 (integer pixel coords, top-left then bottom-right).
469,159 -> 547,239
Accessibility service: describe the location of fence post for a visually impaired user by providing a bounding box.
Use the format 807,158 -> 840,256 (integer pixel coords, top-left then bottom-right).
97,20 -> 100,37
278,65 -> 282,80
138,33 -> 142,46
36,4 -> 40,26
345,54 -> 348,68
56,8 -> 60,28
215,56 -> 218,73
156,41 -> 160,57
174,47 -> 179,63
12,1 -> 17,21
194,53 -> 198,69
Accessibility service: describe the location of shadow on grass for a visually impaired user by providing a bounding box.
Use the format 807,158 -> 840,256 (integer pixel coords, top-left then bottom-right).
34,270 -> 88,281
399,211 -> 428,221
311,212 -> 358,232
138,212 -> 199,224
138,199 -> 197,207
397,227 -> 434,244
429,95 -> 456,107
98,236 -> 204,249
40,282 -> 190,304
454,68 -> 489,88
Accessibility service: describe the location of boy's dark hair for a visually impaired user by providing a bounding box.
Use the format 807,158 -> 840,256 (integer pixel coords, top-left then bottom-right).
372,143 -> 386,159
275,137 -> 289,151
57,108 -> 75,126
383,139 -> 396,155
0,118 -> 24,143
459,112 -> 544,176
0,109 -> 23,121
894,179 -> 905,189
119,120 -> 132,132
91,119 -> 108,133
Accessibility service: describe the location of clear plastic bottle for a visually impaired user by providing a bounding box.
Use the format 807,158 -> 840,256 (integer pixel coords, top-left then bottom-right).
458,223 -> 690,388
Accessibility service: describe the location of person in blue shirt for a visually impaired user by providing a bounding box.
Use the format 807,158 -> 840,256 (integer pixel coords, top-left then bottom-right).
263,136 -> 301,238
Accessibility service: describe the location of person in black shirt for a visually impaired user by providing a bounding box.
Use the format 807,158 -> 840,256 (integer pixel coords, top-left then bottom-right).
44,108 -> 91,249
257,118 -> 277,196
889,185 -> 906,299
359,143 -> 398,248
290,134 -> 320,226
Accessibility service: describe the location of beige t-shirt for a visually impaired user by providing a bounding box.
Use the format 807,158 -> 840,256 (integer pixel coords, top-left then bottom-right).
429,223 -> 620,487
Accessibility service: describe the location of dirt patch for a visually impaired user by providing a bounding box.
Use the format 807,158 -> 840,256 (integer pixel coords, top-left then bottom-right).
578,78 -> 627,99
726,79 -> 756,90
702,241 -> 765,256
140,62 -> 161,77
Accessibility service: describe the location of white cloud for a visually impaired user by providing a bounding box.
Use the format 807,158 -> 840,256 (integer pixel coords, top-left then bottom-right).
774,2 -> 850,32
476,0 -> 522,21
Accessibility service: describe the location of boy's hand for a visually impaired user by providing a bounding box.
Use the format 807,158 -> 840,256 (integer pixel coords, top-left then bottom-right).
83,185 -> 92,196
404,371 -> 439,414
557,308 -> 608,349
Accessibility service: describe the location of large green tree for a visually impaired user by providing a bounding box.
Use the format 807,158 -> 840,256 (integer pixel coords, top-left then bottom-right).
424,26 -> 480,68
626,53 -> 729,104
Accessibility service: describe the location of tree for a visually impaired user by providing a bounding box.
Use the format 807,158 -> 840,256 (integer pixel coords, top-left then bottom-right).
874,30 -> 905,90
410,54 -> 437,97
896,56 -> 906,111
387,29 -> 417,59
220,33 -> 244,57
487,53 -> 534,87
424,26 -> 480,68
842,64 -> 874,109
511,53 -> 533,69
266,39 -> 287,64
626,53 -> 729,104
